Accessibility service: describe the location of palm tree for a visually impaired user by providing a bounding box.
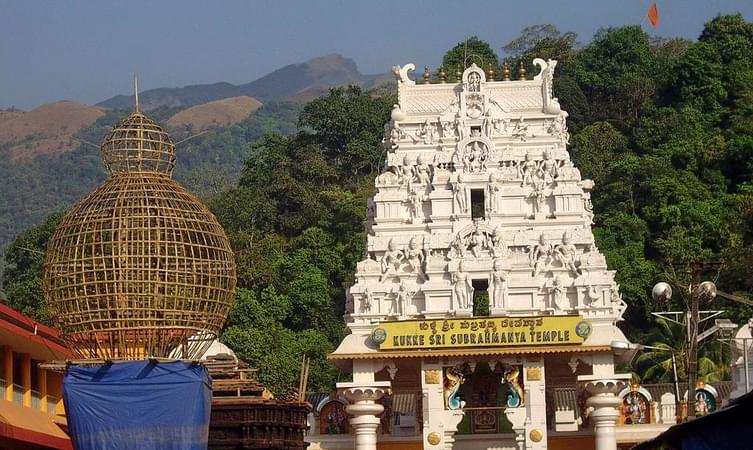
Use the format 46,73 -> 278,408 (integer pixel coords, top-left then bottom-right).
633,318 -> 728,384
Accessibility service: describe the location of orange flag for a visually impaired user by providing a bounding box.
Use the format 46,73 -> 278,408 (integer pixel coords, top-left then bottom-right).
647,3 -> 660,28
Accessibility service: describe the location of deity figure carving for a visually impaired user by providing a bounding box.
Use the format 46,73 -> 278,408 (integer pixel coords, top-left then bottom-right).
453,174 -> 468,215
512,116 -> 530,141
380,239 -> 404,281
399,155 -> 414,191
518,152 -> 538,187
530,180 -> 547,217
418,119 -> 435,145
486,173 -> 501,214
454,112 -> 467,140
559,158 -> 581,180
550,276 -> 569,311
555,232 -> 580,275
529,233 -> 553,277
449,233 -> 468,259
489,227 -> 510,259
391,281 -> 414,317
460,139 -> 489,173
405,237 -> 427,281
375,165 -> 399,187
482,109 -> 494,137
444,366 -> 465,410
547,114 -> 570,144
452,261 -> 474,310
503,366 -> 524,407
406,188 -> 427,223
539,149 -> 558,186
493,117 -> 510,135
389,124 -> 404,151
440,119 -> 454,140
586,285 -> 601,306
623,390 -> 649,424
360,288 -> 373,313
468,225 -> 487,258
489,259 -> 508,310
468,71 -> 482,92
583,195 -> 595,225
580,243 -> 605,269
413,154 -> 433,185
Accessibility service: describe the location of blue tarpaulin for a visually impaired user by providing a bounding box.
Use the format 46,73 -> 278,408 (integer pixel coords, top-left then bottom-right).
63,360 -> 212,450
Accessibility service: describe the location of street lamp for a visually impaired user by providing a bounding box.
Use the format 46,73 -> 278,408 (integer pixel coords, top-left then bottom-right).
652,279 -> 717,420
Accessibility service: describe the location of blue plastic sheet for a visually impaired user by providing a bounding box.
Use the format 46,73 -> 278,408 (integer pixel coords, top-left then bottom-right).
63,360 -> 212,450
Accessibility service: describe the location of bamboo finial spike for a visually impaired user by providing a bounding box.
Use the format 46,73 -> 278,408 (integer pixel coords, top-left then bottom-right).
134,74 -> 140,112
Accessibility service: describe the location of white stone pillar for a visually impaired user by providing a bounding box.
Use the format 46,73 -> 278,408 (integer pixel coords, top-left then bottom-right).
582,378 -> 629,450
420,360 -> 464,450
339,383 -> 391,450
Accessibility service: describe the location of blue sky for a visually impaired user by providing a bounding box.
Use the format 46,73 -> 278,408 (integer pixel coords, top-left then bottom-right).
1,0 -> 752,110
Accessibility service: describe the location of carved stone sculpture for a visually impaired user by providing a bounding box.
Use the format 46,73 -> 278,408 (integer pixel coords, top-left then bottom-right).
405,237 -> 427,281
414,154 -> 432,185
449,233 -> 467,259
530,234 -> 553,277
550,276 -> 569,311
468,225 -> 486,258
418,119 -> 435,145
380,239 -> 404,281
555,232 -> 580,275
453,174 -> 468,215
486,173 -> 500,214
518,152 -> 538,187
512,116 -> 529,141
489,259 -> 508,310
539,149 -> 558,186
489,227 -> 510,259
406,188 -> 426,223
361,288 -> 373,313
454,112 -> 466,140
452,261 -> 474,310
392,281 -> 414,317
530,180 -> 547,218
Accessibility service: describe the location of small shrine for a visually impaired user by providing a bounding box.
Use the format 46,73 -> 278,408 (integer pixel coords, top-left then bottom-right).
320,60 -> 636,450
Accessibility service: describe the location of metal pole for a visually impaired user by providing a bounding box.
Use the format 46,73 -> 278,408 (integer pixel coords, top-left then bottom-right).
686,277 -> 700,420
744,338 -> 750,393
672,352 -> 680,418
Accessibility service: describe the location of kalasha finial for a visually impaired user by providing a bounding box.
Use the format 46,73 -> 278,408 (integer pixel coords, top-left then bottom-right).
456,64 -> 463,83
423,66 -> 431,84
438,65 -> 447,83
503,62 -> 511,81
519,61 -> 527,80
486,63 -> 495,81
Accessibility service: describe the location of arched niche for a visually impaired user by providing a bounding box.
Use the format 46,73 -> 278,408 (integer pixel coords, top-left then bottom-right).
317,399 -> 350,435
618,385 -> 653,425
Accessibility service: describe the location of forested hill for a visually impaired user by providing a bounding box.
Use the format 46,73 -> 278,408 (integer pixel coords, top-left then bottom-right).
0,101 -> 302,271
98,54 -> 392,110
3,16 -> 753,393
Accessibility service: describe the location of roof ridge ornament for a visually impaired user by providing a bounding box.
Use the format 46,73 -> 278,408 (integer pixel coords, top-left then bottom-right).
533,58 -> 566,116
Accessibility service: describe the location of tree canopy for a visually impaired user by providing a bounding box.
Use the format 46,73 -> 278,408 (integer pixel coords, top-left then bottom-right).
3,16 -> 753,391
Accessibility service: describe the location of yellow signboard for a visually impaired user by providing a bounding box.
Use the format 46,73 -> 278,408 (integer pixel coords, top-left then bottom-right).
371,316 -> 591,351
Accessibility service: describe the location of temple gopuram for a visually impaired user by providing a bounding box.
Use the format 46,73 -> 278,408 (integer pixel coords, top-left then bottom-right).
315,60 -> 637,450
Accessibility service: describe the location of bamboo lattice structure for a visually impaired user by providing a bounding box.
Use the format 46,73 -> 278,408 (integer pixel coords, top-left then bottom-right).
43,111 -> 236,360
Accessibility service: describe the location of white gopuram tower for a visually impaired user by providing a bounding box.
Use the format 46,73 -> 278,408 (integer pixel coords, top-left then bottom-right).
328,61 -> 632,450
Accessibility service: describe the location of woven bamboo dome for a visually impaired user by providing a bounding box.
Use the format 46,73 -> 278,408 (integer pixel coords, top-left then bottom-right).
43,110 -> 236,360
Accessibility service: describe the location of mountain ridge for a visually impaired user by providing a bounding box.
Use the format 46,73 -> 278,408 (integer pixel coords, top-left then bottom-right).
97,54 -> 390,110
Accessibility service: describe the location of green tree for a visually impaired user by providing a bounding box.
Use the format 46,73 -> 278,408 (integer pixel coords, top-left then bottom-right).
442,37 -> 501,78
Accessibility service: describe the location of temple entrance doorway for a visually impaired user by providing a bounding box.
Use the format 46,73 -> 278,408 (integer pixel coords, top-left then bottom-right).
456,362 -> 516,435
